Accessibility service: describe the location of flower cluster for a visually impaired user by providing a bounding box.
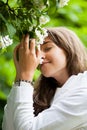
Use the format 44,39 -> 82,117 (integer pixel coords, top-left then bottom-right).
0,35 -> 13,49
0,0 -> 70,51
35,28 -> 48,45
35,15 -> 50,45
59,0 -> 70,7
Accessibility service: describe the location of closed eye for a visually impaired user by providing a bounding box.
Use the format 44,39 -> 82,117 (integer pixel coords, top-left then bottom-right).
44,47 -> 52,52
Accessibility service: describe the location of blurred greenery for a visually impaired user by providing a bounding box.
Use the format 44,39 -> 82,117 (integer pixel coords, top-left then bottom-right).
0,0 -> 87,129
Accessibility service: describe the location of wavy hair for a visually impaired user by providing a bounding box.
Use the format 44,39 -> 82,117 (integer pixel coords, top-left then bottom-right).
33,27 -> 87,116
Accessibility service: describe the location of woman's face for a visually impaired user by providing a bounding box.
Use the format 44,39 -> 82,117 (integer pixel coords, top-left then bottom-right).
40,37 -> 69,82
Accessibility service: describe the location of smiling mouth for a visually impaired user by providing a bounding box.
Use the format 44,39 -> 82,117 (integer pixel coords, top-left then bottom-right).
40,61 -> 50,67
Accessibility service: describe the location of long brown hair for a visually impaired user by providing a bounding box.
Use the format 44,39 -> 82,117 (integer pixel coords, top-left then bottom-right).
33,27 -> 87,116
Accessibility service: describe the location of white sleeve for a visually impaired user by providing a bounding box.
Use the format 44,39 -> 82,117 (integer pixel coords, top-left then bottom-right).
2,78 -> 87,130
2,82 -> 34,130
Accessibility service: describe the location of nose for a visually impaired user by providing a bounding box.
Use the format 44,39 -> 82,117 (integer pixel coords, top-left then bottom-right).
39,51 -> 45,64
40,51 -> 45,60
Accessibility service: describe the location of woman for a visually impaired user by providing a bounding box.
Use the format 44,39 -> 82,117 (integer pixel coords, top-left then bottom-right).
2,27 -> 87,130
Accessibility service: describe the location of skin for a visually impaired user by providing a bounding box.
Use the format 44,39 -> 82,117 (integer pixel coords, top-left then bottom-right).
14,35 -> 69,85
14,34 -> 41,81
40,37 -> 69,85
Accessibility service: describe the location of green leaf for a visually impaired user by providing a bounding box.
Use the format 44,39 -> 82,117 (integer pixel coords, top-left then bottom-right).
0,13 -> 6,23
0,0 -> 7,3
8,0 -> 18,8
6,22 -> 16,38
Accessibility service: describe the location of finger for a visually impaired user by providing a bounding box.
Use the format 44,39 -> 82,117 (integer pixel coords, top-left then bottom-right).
36,44 -> 40,51
23,34 -> 29,50
20,35 -> 25,47
13,44 -> 20,62
36,46 -> 41,62
13,44 -> 20,61
29,39 -> 36,53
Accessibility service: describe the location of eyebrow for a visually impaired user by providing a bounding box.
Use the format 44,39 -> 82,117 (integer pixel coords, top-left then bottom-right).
43,40 -> 52,44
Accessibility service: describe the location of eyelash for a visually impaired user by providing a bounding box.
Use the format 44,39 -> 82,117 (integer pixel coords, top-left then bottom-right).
44,47 -> 52,52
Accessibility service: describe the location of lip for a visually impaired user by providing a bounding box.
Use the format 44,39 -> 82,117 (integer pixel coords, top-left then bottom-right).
40,61 -> 50,67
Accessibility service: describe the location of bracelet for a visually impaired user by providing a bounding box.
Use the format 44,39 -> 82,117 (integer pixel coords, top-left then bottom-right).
15,79 -> 33,86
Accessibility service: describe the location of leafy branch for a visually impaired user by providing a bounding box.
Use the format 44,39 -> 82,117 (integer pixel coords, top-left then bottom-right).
0,0 -> 70,50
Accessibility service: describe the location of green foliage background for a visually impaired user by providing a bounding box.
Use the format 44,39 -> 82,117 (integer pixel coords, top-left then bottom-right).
0,0 -> 87,129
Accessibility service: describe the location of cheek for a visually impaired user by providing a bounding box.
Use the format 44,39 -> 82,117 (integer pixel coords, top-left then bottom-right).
52,51 -> 67,67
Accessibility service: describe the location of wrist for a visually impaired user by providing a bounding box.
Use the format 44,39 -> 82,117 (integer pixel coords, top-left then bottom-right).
15,79 -> 34,86
19,72 -> 34,81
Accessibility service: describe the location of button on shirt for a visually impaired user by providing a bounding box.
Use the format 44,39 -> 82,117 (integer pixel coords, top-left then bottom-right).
2,71 -> 87,130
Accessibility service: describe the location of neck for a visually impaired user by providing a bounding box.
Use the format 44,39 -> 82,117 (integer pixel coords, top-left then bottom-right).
53,70 -> 69,86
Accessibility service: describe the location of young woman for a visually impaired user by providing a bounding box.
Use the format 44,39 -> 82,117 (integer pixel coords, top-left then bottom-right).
2,27 -> 87,130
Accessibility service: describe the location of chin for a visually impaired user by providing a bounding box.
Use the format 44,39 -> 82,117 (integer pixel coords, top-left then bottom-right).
42,72 -> 52,78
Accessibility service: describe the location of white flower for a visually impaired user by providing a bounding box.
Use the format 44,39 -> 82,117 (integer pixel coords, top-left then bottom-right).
29,26 -> 33,31
39,15 -> 50,25
0,35 -> 13,49
59,0 -> 70,8
40,58 -> 44,64
33,0 -> 47,11
35,28 -> 48,45
42,28 -> 48,39
0,36 -> 5,49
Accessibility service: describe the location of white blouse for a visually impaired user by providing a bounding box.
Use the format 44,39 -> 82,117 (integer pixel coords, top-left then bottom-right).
2,71 -> 87,130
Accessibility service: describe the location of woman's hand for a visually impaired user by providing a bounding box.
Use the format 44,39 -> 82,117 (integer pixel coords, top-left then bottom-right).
13,34 -> 41,81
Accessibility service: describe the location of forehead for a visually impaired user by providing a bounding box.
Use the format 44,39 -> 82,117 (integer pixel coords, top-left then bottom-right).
40,37 -> 55,49
44,36 -> 51,42
41,37 -> 52,46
